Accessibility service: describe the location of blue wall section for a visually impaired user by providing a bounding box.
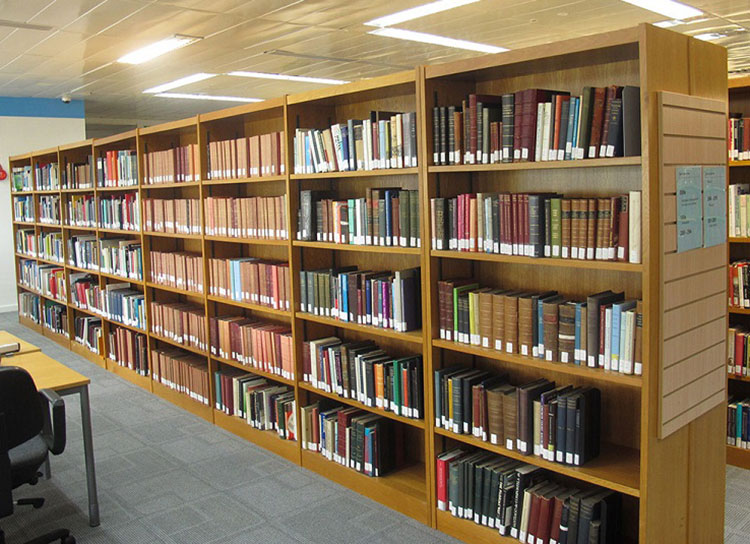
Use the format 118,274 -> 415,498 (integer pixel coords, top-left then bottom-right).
0,96 -> 84,118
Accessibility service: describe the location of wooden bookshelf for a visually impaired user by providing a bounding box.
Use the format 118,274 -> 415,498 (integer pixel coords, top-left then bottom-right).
7,24 -> 727,543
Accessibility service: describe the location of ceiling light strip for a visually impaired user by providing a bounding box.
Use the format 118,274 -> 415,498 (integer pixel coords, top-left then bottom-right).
143,73 -> 217,94
621,0 -> 701,20
118,35 -> 203,65
155,93 -> 263,103
228,71 -> 349,85
368,28 -> 507,54
364,0 -> 480,27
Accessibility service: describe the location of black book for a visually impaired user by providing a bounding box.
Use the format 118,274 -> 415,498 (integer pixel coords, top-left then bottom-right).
558,98 -> 571,160
606,98 -> 623,158
511,465 -> 544,538
559,498 -> 571,544
517,378 -> 555,455
574,387 -> 602,466
567,489 -> 599,544
501,94 -> 515,163
622,86 -> 641,157
440,106 -> 448,165
578,87 -> 595,159
448,105 -> 456,164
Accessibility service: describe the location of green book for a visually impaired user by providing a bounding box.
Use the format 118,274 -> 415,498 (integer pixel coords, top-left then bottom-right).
453,283 -> 479,339
550,197 -> 562,258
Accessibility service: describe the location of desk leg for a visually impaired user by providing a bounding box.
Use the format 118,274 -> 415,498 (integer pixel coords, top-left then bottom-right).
78,385 -> 100,527
42,458 -> 51,480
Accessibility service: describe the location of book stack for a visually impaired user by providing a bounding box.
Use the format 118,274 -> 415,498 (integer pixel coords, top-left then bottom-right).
15,229 -> 36,257
728,328 -> 750,378
430,191 -> 641,263
730,261 -> 750,308
299,267 -> 421,332
143,198 -> 201,235
204,196 -> 288,240
18,292 -> 40,323
303,337 -> 423,419
38,231 -> 64,263
74,316 -> 102,354
436,452 -> 621,541
42,300 -> 68,337
13,196 -> 34,222
207,132 -> 285,179
438,282 -> 643,375
69,273 -> 99,311
96,150 -> 138,187
98,284 -> 146,331
38,264 -> 66,302
99,239 -> 143,280
293,112 -> 418,174
150,250 -> 204,293
300,401 -> 403,477
98,193 -> 140,231
729,115 -> 749,161
209,316 -> 294,379
151,300 -> 207,352
35,162 -> 60,191
432,86 -> 640,165
67,235 -> 99,270
297,189 -> 420,248
62,156 -> 94,189
12,166 -> 32,192
214,369 -> 296,439
151,349 -> 209,404
38,195 -> 61,225
67,194 -> 96,227
729,184 -> 750,237
208,258 -> 291,310
144,144 -> 199,184
108,326 -> 148,376
728,397 -> 750,448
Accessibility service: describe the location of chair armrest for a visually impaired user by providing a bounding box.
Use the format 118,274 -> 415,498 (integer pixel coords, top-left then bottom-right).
38,389 -> 66,455
0,413 -> 13,517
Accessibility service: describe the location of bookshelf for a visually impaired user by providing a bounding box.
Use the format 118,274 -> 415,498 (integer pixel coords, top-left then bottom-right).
7,24 -> 727,543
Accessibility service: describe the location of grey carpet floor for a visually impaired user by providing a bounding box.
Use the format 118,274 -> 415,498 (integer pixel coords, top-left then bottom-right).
0,311 -> 745,543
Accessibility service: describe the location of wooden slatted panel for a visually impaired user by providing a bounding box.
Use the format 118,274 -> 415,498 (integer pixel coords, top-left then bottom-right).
658,91 -> 727,438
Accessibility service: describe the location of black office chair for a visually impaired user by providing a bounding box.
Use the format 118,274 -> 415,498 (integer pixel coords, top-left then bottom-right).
0,366 -> 75,544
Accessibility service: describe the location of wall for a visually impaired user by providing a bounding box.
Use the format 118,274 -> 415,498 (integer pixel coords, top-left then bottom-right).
0,97 -> 86,312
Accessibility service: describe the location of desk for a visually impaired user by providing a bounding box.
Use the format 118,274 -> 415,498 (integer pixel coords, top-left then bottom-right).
3,352 -> 99,527
0,331 -> 40,355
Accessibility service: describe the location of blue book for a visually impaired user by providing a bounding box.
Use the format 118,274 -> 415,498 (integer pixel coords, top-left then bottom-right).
340,125 -> 350,170
304,134 -> 312,172
365,279 -> 372,324
571,97 -> 581,155
347,198 -> 356,244
537,300 -> 545,358
611,300 -> 636,372
347,120 -> 356,171
340,272 -> 349,322
565,97 -> 577,160
384,190 -> 395,246
574,302 -> 584,365
738,405 -> 743,445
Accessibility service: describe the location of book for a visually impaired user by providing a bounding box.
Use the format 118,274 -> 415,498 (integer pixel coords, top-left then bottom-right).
144,198 -> 202,236
108,326 -> 148,375
152,348 -> 209,404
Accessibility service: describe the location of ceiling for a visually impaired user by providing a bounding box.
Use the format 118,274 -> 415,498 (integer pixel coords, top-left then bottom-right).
0,0 -> 748,130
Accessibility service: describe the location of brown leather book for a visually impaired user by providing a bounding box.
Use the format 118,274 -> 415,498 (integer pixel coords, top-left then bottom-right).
561,199 -> 572,259
502,388 -> 517,450
570,199 -> 580,259
586,198 -> 597,260
588,87 -> 607,158
503,291 -> 523,354
542,298 -> 563,361
492,291 -> 507,351
518,294 -> 535,357
479,289 -> 496,349
558,302 -> 577,364
596,198 -> 609,260
575,199 -> 586,259
487,384 -> 511,445
609,196 -> 620,261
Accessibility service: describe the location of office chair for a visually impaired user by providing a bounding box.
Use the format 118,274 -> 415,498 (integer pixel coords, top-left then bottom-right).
0,366 -> 75,544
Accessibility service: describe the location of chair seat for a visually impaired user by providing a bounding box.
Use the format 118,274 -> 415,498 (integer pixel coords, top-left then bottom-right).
8,435 -> 48,489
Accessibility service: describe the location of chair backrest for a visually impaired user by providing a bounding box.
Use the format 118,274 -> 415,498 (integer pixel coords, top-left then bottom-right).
0,366 -> 43,450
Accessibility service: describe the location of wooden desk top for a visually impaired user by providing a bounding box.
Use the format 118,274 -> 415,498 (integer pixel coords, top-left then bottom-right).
0,331 -> 41,355
1,351 -> 89,391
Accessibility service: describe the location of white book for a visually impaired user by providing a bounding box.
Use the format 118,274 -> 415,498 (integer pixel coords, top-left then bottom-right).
534,103 -> 545,162
629,191 -> 641,264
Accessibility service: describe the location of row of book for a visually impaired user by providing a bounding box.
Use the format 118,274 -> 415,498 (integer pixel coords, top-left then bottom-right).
204,195 -> 288,240
729,184 -> 750,237
67,194 -> 96,227
437,451 -> 620,543
97,150 -> 138,187
42,300 -> 68,337
209,316 -> 294,380
151,301 -> 207,353
208,258 -> 291,311
38,195 -> 61,224
293,112 -> 418,174
432,86 -> 640,165
214,369 -> 296,440
15,229 -> 37,258
430,192 -> 641,263
12,166 -> 32,192
99,193 -> 140,231
297,189 -> 421,248
37,231 -> 64,263
108,326 -> 148,376
68,235 -> 99,271
303,337 -> 423,419
69,273 -> 98,311
36,162 -> 60,191
19,260 -> 66,302
729,116 -> 750,161
207,132 -> 285,180
438,282 -> 644,375
729,261 -> 750,309
13,196 -> 34,222
62,157 -> 94,189
144,144 -> 199,184
74,316 -> 102,354
151,349 -> 209,405
99,239 -> 143,280
299,401 -> 403,477
299,267 -> 421,333
143,198 -> 201,235
18,292 -> 40,323
728,328 -> 750,378
150,250 -> 204,293
728,398 -> 750,449
97,283 -> 146,331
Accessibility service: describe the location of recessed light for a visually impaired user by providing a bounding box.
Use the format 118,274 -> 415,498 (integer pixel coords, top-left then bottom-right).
154,93 -> 263,103
653,20 -> 684,28
364,0 -> 480,27
621,0 -> 702,20
227,71 -> 349,85
143,73 -> 216,94
118,35 -> 203,64
694,32 -> 725,41
368,28 -> 508,54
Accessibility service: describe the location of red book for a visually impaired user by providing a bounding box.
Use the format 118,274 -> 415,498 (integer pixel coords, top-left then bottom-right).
599,85 -> 618,157
522,193 -> 530,255
736,332 -> 745,377
552,94 -> 565,157
526,489 -> 543,542
513,91 -> 524,162
609,196 -> 620,261
521,89 -> 554,162
588,87 -> 607,158
617,195 -> 629,262
536,493 -> 554,543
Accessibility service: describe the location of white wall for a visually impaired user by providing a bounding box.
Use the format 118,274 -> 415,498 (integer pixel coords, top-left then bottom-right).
0,116 -> 86,312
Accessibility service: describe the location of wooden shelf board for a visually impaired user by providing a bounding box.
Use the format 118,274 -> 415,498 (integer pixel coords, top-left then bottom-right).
430,250 -> 643,272
728,373 -> 750,382
42,327 -> 70,349
151,379 -> 213,423
727,444 -> 750,469
729,237 -> 750,243
146,282 -> 204,298
18,314 -> 43,334
213,409 -> 299,465
298,381 -> 425,429
202,175 -> 285,185
36,189 -> 61,194
433,427 -> 640,498
66,263 -> 97,275
36,256 -> 65,267
13,221 -> 36,227
14,252 -> 37,260
210,353 -> 295,386
150,332 -> 208,358
436,509 -> 518,544
141,181 -> 201,189
300,450 -> 429,525
730,307 -> 750,315
295,312 -> 424,344
99,271 -> 143,284
432,339 -> 642,388
97,227 -> 141,235
63,224 -> 97,232
428,156 -> 641,173
106,359 -> 152,392
204,235 -> 287,246
291,168 -> 418,180
69,304 -> 101,319
105,318 -> 147,335
206,294 -> 290,316
143,231 -> 202,240
17,283 -> 66,305
61,187 -> 95,193
70,340 -> 106,368
95,185 -> 139,192
730,161 -> 750,168
293,240 -> 421,255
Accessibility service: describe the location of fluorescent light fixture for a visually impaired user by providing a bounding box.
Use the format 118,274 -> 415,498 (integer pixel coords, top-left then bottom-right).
653,20 -> 683,28
368,28 -> 507,54
154,93 -> 263,103
364,0 -> 479,27
228,71 -> 348,85
143,73 -> 216,94
118,35 -> 202,64
694,32 -> 725,41
621,0 -> 701,20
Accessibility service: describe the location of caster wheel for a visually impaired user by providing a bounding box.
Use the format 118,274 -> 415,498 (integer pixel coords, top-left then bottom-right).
61,537 -> 76,544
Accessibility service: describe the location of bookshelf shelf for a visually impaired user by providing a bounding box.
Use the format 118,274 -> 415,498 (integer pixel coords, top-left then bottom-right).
728,374 -> 750,382
151,378 -> 213,423
298,381 -> 425,429
432,339 -> 643,388
146,282 -> 204,298
61,187 -> 95,193
295,312 -> 423,345
727,444 -> 750,470
206,294 -> 290,316
203,235 -> 287,246
730,160 -> 750,168
143,231 -> 202,240
36,189 -> 61,195
70,304 -> 101,319
66,263 -> 96,275
43,327 -> 70,349
62,225 -> 96,232
95,185 -> 139,192
210,353 -> 295,387
213,409 -> 299,465
106,359 -> 152,393
150,332 -> 208,357
97,227 -> 141,235
428,156 -> 641,173
203,175 -> 285,186
99,271 -> 143,284
70,340 -> 105,368
290,168 -> 418,180
729,237 -> 750,243
105,320 -> 146,335
141,181 -> 201,190
730,306 -> 750,315
430,250 -> 643,272
293,240 -> 421,255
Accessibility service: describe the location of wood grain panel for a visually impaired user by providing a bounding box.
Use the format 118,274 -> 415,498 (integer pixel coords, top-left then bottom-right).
664,244 -> 726,281
661,389 -> 725,438
661,366 -> 725,423
664,195 -> 676,223
663,266 -> 725,310
664,224 -> 677,253
661,135 -> 727,166
661,107 -> 725,138
663,317 -> 725,369
662,342 -> 725,393
663,292 -> 725,340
